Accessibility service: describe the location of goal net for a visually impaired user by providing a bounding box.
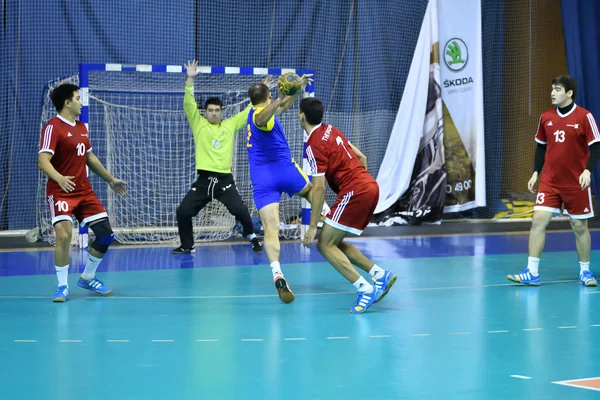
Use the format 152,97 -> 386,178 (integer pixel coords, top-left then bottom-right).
36,64 -> 314,245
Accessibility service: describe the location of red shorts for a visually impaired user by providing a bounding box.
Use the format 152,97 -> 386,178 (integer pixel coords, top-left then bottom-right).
324,182 -> 379,235
534,182 -> 594,219
47,189 -> 107,226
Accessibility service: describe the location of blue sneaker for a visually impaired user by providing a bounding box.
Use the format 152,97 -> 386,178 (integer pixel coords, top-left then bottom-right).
373,270 -> 397,303
580,270 -> 598,287
77,276 -> 112,295
507,268 -> 540,286
52,285 -> 70,302
350,287 -> 381,314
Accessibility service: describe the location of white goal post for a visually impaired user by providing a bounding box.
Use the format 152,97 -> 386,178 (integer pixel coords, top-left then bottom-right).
35,63 -> 315,245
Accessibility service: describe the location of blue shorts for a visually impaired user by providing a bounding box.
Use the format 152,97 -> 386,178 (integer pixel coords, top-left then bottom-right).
250,160 -> 310,211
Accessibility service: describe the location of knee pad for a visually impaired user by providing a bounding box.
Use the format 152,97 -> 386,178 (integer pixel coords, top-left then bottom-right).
89,220 -> 114,253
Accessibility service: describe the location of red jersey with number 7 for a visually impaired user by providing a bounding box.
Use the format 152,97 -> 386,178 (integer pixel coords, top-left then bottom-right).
535,104 -> 600,189
39,115 -> 92,194
305,123 -> 376,194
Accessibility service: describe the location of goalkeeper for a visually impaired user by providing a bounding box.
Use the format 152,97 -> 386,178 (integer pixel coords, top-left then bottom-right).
173,59 -> 263,254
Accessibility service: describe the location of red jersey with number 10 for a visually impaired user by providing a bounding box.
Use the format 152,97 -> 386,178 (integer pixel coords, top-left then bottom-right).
305,123 -> 376,194
535,104 -> 600,189
39,115 -> 92,194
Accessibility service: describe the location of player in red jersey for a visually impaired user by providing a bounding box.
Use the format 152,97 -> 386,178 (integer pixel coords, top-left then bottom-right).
299,97 -> 397,313
508,75 -> 600,286
38,84 -> 127,302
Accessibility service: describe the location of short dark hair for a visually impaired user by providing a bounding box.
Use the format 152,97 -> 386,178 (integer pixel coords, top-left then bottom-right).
299,97 -> 324,125
204,97 -> 222,110
552,75 -> 577,99
50,84 -> 80,112
248,83 -> 269,105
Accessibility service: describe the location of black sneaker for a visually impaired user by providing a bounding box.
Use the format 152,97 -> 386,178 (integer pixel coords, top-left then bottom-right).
250,237 -> 262,253
172,246 -> 195,254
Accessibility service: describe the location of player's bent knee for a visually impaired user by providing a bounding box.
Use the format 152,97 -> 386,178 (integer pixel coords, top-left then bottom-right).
570,219 -> 588,235
55,230 -> 71,246
89,219 -> 115,253
316,234 -> 335,253
54,222 -> 72,246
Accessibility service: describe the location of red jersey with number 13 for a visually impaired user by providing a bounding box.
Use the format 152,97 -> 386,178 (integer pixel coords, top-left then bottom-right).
535,104 -> 600,189
39,115 -> 92,194
305,123 -> 376,194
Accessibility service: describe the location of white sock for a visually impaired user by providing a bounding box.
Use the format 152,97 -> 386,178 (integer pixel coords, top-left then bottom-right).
353,276 -> 374,293
247,233 -> 257,240
368,264 -> 385,279
82,254 -> 103,280
55,265 -> 69,287
580,261 -> 590,274
527,257 -> 540,275
270,261 -> 282,278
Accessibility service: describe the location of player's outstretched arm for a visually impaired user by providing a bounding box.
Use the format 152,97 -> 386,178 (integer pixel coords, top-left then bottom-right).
229,75 -> 276,131
183,59 -> 206,129
38,152 -> 75,193
255,96 -> 283,128
348,142 -> 368,170
86,151 -> 127,195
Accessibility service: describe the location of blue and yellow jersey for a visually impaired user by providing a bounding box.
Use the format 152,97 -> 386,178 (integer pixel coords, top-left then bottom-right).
246,106 -> 292,166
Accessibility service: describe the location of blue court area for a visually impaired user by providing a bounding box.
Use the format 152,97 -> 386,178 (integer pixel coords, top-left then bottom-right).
2,231 -> 600,399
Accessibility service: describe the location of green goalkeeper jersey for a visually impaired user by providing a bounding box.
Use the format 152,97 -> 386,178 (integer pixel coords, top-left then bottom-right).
183,84 -> 251,174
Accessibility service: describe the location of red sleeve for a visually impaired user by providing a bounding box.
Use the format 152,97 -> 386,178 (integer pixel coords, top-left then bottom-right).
534,115 -> 547,144
306,139 -> 328,176
39,122 -> 59,155
583,112 -> 600,145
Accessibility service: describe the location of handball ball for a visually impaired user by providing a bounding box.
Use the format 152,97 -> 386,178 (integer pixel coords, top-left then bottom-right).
279,73 -> 302,96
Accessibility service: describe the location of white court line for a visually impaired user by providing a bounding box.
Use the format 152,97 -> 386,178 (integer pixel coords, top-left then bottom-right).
107,340 -> 130,343
369,335 -> 391,338
59,340 -> 82,343
511,375 -> 532,380
14,340 -> 37,343
151,340 -> 174,343
0,280 -> 579,300
284,338 -> 307,341
523,328 -> 543,331
327,336 -> 349,340
196,339 -> 219,342
591,324 -> 600,327
241,338 -> 264,342
557,326 -> 577,329
487,330 -> 509,334
409,333 -> 431,337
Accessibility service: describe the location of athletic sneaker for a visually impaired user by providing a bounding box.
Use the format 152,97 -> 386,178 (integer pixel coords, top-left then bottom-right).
77,276 -> 112,295
580,270 -> 598,287
350,286 -> 382,314
172,246 -> 195,254
250,237 -> 262,253
52,285 -> 70,302
274,275 -> 294,303
507,267 -> 540,286
373,270 -> 397,303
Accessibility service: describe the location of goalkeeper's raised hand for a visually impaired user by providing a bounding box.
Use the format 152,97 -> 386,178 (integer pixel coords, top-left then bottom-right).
185,60 -> 199,83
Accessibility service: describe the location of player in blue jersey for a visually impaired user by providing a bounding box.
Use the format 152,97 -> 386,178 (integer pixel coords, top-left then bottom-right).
247,75 -> 317,303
